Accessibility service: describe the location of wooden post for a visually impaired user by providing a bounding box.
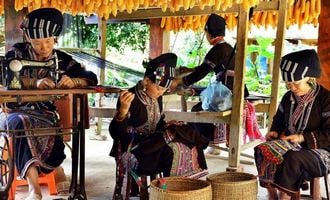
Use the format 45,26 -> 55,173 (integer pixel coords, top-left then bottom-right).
317,0 -> 330,89
4,1 -> 27,51
149,18 -> 164,58
227,4 -> 249,171
268,0 -> 287,128
162,31 -> 170,53
95,18 -> 107,137
98,18 -> 107,85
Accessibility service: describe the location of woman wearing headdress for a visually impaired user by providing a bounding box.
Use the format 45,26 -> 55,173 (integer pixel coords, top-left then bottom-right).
109,53 -> 209,200
254,49 -> 330,199
0,8 -> 97,200
171,13 -> 259,154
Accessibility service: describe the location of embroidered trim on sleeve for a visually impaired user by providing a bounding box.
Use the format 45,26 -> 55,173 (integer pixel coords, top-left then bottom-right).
278,104 -> 284,113
203,59 -> 217,69
310,131 -> 317,149
114,111 -> 129,122
321,111 -> 330,117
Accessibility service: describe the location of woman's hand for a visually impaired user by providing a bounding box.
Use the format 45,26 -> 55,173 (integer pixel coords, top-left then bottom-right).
281,134 -> 304,144
169,78 -> 182,91
57,75 -> 87,89
178,66 -> 194,75
116,90 -> 135,120
265,131 -> 279,141
37,78 -> 56,89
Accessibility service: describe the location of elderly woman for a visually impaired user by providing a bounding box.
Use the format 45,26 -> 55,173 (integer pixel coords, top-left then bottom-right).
109,53 -> 209,199
254,49 -> 330,200
1,8 -> 97,200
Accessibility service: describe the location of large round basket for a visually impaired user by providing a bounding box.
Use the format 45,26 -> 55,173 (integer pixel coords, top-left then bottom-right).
149,177 -> 212,200
206,172 -> 257,200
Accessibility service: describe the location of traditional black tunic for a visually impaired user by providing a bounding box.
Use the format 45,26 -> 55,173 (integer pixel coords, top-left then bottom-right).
182,42 -> 235,88
109,82 -> 209,199
184,42 -> 234,144
255,84 -> 330,197
1,43 -> 97,178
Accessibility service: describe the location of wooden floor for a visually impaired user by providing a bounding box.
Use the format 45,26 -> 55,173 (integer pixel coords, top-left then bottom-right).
14,122 -> 328,200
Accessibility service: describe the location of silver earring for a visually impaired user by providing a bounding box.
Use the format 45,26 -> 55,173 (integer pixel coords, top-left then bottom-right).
143,87 -> 146,92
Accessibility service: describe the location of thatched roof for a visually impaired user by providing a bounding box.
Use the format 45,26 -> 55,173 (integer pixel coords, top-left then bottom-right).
2,0 -> 321,31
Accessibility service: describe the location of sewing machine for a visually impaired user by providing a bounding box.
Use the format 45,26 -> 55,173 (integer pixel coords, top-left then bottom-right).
0,55 -> 60,90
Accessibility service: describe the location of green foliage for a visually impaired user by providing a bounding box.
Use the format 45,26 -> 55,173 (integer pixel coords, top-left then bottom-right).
71,16 -> 149,53
183,32 -> 208,68
105,70 -> 134,87
173,31 -> 212,87
106,23 -> 149,53
245,70 -> 272,95
245,37 -> 274,95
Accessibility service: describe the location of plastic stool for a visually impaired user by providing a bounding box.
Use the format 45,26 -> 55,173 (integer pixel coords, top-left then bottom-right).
8,169 -> 57,200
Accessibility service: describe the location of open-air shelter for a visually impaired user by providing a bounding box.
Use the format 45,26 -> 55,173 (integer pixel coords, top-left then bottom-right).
0,0 -> 329,199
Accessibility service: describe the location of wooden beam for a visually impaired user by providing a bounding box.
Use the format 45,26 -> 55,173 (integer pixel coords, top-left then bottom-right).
95,18 -> 107,135
268,0 -> 287,128
254,102 -> 270,113
109,1 -> 279,20
149,18 -> 164,58
317,0 -> 330,89
97,18 -> 107,85
89,107 -> 231,123
89,107 -> 116,118
227,3 -> 249,170
162,31 -> 171,53
164,110 -> 231,123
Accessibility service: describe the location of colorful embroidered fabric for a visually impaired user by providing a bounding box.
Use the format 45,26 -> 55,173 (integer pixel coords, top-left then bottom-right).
4,110 -> 59,178
244,101 -> 265,143
254,140 -> 301,187
213,123 -> 228,144
168,142 -> 208,179
212,101 -> 265,145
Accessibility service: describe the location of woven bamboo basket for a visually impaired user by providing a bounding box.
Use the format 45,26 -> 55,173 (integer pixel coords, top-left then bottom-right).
206,172 -> 257,200
149,177 -> 212,200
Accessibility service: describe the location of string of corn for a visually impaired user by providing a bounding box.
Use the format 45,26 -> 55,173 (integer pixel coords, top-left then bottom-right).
5,0 -> 321,31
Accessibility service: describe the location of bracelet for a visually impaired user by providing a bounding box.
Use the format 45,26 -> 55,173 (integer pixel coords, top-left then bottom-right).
115,111 -> 128,121
310,132 -> 317,149
29,79 -> 37,88
163,130 -> 175,144
72,78 -> 82,88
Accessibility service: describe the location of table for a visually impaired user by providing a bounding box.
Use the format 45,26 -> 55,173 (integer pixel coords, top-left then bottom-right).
0,87 -> 120,200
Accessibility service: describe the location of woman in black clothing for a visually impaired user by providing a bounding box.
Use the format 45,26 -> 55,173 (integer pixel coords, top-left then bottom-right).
254,49 -> 329,200
171,13 -> 238,154
0,8 -> 97,200
172,13 -> 235,90
109,53 -> 208,199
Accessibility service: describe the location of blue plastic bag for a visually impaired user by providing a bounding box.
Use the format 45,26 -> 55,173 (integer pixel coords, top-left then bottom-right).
200,81 -> 232,111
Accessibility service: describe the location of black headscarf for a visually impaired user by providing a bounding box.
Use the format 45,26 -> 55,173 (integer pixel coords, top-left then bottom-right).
280,49 -> 321,82
204,13 -> 226,37
21,8 -> 63,39
144,53 -> 177,89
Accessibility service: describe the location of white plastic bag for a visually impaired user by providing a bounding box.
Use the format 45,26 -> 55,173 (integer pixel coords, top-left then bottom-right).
201,81 -> 232,111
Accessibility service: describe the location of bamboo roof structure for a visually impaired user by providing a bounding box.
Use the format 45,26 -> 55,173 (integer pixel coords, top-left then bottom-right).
1,0 -> 321,31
